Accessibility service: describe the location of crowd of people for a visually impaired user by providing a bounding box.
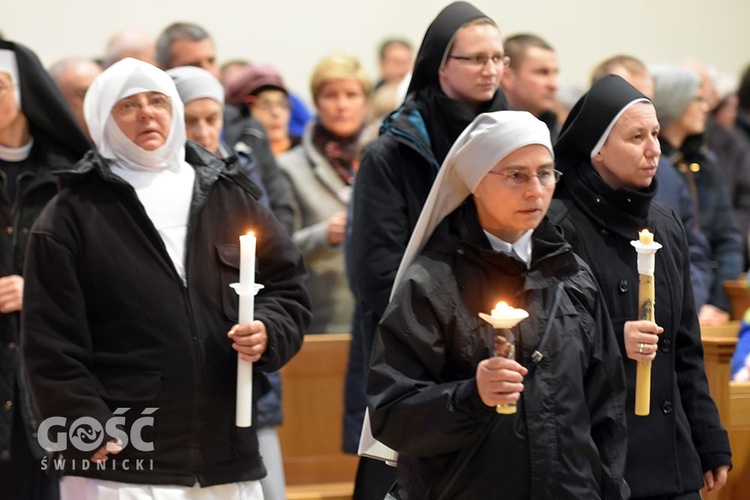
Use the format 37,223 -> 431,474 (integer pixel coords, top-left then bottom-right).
1,0 -> 749,498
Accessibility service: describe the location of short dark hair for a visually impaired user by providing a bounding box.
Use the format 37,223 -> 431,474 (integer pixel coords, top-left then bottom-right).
590,54 -> 648,87
738,64 -> 750,112
503,33 -> 554,69
378,38 -> 413,62
155,22 -> 212,69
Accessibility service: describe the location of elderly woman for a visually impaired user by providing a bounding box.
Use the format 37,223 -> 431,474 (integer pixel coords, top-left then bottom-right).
168,64 -> 289,500
549,74 -> 731,498
225,65 -> 300,156
650,64 -> 743,326
368,111 -> 628,499
21,58 -> 310,498
277,52 -> 370,334
0,40 -> 89,499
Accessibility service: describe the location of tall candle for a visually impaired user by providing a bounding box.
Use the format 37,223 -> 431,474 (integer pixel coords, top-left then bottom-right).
631,229 -> 662,416
236,231 -> 256,427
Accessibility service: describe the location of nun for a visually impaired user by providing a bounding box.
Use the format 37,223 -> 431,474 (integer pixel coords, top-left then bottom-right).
346,4 -> 510,492
549,74 -> 731,497
0,39 -> 89,499
367,111 -> 628,499
21,58 -> 311,499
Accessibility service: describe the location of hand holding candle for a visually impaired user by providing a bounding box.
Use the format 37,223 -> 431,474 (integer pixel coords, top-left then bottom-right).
630,229 -> 662,416
479,301 -> 529,414
230,231 -> 265,427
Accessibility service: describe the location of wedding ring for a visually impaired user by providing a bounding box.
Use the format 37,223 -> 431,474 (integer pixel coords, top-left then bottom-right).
638,342 -> 644,354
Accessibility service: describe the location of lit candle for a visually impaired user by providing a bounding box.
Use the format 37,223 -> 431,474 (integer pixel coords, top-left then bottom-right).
479,301 -> 529,414
231,231 -> 264,427
631,229 -> 662,416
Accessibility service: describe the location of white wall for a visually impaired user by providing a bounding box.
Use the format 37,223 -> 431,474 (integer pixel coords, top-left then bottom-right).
4,0 -> 749,107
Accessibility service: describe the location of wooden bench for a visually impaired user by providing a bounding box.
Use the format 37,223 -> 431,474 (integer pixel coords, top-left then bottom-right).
278,333 -> 358,499
724,275 -> 750,321
701,322 -> 750,499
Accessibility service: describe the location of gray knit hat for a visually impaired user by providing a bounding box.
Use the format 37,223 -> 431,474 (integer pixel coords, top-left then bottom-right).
166,65 -> 224,106
650,64 -> 701,128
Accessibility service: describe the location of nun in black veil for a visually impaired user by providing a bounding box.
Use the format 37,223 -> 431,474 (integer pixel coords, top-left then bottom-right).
345,2 -> 510,498
549,74 -> 731,498
0,39 -> 89,500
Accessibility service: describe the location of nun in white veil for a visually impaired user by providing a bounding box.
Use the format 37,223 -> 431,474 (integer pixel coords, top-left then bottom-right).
366,111 -> 629,498
22,57 -> 312,499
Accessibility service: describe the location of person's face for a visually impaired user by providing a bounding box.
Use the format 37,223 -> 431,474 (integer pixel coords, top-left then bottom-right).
592,102 -> 661,190
57,64 -> 102,139
439,23 -> 504,109
380,43 -> 413,85
473,144 -> 555,243
675,86 -> 709,137
250,89 -> 291,144
0,72 -> 22,134
501,47 -> 559,117
714,94 -> 739,130
169,38 -> 219,79
111,91 -> 173,151
184,97 -> 223,153
315,78 -> 368,138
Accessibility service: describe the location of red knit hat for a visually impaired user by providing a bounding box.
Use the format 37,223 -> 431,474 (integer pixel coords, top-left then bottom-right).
224,64 -> 288,106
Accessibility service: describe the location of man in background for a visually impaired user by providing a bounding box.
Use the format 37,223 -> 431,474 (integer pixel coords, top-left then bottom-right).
501,33 -> 560,140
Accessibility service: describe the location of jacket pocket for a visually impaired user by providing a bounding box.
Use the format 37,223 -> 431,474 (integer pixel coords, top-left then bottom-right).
94,369 -> 161,455
216,243 -> 241,322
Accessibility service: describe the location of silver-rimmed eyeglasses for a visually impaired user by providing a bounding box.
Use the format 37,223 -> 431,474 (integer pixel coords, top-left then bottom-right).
487,169 -> 563,187
448,54 -> 511,68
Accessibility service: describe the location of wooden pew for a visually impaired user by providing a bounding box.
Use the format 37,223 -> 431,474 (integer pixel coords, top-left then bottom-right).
724,275 -> 750,321
278,333 -> 358,499
701,322 -> 750,500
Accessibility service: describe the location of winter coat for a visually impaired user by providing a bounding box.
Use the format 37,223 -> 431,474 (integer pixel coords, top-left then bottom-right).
21,142 -> 311,486
549,162 -> 731,498
0,139 -> 82,462
277,123 -> 354,334
368,201 -> 629,499
663,137 -> 743,313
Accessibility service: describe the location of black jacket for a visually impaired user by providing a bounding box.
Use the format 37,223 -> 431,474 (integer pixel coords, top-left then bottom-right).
368,202 -> 628,499
22,143 -> 311,486
549,163 -> 731,498
0,140 -> 82,462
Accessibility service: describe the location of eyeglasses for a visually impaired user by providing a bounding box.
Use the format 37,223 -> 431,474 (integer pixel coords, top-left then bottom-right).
112,93 -> 172,117
487,169 -> 562,187
448,54 -> 511,68
0,81 -> 15,95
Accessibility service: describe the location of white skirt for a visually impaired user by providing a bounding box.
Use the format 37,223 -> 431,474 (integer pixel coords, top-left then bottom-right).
60,476 -> 264,500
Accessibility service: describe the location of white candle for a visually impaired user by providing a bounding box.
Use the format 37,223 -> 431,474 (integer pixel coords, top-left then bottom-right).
236,231 -> 256,427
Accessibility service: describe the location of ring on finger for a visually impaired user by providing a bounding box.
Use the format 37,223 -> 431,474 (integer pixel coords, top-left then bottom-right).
638,342 -> 645,354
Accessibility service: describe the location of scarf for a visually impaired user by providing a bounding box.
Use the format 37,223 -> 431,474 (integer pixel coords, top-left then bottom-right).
563,160 -> 656,240
312,121 -> 361,185
417,85 -> 508,165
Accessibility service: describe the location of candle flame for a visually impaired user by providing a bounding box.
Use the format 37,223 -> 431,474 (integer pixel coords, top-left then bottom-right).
491,301 -> 515,317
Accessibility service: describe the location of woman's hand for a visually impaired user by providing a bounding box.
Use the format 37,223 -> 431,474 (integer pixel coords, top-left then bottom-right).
228,321 -> 268,362
476,357 -> 528,408
623,320 -> 663,361
327,211 -> 347,246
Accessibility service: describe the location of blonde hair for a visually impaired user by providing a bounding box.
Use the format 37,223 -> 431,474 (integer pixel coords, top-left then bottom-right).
310,52 -> 372,102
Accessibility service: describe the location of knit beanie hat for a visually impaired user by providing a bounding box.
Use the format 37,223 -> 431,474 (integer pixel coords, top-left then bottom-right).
224,65 -> 288,106
650,64 -> 701,128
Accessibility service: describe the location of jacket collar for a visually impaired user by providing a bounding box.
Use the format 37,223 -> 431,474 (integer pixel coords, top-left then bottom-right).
428,199 -> 579,291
